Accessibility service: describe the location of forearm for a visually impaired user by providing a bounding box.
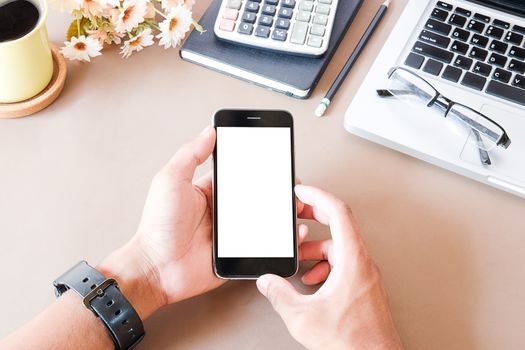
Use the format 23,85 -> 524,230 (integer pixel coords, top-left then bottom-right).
0,238 -> 165,350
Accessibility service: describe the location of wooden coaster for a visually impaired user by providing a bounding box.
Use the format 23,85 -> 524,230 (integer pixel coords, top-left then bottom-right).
0,45 -> 67,119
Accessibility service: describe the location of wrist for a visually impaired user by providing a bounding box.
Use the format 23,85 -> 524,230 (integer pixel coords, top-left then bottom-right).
97,237 -> 167,320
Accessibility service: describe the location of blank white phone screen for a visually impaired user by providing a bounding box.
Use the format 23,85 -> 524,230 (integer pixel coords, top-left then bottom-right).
217,127 -> 294,258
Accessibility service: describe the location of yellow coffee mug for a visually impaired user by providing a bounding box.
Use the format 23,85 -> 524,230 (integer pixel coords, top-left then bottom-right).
0,0 -> 53,104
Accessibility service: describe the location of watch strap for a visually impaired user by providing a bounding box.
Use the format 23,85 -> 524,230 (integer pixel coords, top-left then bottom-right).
54,261 -> 145,350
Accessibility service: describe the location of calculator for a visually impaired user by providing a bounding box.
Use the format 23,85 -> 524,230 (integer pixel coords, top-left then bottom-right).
213,0 -> 339,57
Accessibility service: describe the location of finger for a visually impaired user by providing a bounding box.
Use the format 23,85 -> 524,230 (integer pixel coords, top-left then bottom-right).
299,240 -> 332,262
295,177 -> 305,215
301,261 -> 331,286
163,126 -> 216,182
194,171 -> 213,207
297,224 -> 309,246
256,274 -> 303,317
294,185 -> 360,251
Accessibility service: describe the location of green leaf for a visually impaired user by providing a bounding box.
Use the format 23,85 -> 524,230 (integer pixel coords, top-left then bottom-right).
66,18 -> 89,41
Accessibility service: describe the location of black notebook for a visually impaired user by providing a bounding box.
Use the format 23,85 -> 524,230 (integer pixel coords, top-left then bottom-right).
180,0 -> 364,99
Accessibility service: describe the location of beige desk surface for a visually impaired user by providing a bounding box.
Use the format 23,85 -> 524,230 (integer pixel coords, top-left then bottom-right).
2,0 -> 525,349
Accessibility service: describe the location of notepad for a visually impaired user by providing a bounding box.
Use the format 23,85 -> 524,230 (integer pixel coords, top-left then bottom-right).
180,0 -> 364,99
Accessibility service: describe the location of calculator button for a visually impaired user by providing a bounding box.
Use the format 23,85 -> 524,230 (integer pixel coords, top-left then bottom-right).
266,0 -> 278,4
276,18 -> 290,29
291,22 -> 308,44
298,1 -> 314,12
278,7 -> 293,19
238,22 -> 254,35
223,8 -> 239,20
255,25 -> 271,38
296,11 -> 311,22
226,0 -> 241,10
219,19 -> 236,31
262,4 -> 276,15
272,29 -> 288,41
307,35 -> 323,48
310,24 -> 325,36
313,14 -> 328,25
242,11 -> 257,24
281,0 -> 295,8
316,4 -> 330,15
245,1 -> 260,12
318,0 -> 331,3
259,15 -> 274,26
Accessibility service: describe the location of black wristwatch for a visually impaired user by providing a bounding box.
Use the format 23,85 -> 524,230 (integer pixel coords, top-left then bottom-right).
54,261 -> 145,350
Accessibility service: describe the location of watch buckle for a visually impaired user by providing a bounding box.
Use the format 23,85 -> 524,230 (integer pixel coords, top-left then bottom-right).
82,278 -> 117,311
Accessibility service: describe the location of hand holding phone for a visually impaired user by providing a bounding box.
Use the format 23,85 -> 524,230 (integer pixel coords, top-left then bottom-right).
213,110 -> 298,279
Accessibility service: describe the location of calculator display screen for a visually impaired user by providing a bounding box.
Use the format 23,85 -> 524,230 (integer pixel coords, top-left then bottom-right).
216,126 -> 294,258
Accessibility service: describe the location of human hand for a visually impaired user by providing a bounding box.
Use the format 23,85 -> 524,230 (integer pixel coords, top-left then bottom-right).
98,127 -> 224,319
256,185 -> 403,350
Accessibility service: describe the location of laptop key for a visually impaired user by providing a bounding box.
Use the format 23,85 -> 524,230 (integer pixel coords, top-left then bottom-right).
423,59 -> 444,76
455,7 -> 471,17
493,68 -> 512,83
452,27 -> 470,42
449,14 -> 467,28
425,19 -> 452,36
473,61 -> 492,77
488,53 -> 507,67
467,20 -> 485,33
509,59 -> 525,74
513,25 -> 525,35
512,74 -> 525,90
493,19 -> 510,29
454,55 -> 473,70
485,25 -> 504,40
436,1 -> 452,11
404,53 -> 425,69
461,72 -> 487,90
486,80 -> 525,106
509,46 -> 525,60
419,30 -> 450,48
442,65 -> 462,82
412,41 -> 454,63
469,47 -> 488,61
451,40 -> 469,55
489,40 -> 508,54
431,8 -> 449,22
470,34 -> 489,48
473,13 -> 490,23
504,31 -> 523,46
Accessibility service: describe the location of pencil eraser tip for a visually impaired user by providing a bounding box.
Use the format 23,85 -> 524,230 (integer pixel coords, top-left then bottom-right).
315,104 -> 326,117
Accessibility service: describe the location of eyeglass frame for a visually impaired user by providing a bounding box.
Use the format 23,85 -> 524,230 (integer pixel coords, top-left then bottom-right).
377,66 -> 511,150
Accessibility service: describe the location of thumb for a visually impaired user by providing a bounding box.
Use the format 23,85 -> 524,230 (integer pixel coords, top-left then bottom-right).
256,274 -> 302,316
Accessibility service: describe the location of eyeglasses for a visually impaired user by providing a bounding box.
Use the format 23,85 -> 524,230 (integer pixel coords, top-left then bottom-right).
376,67 -> 511,165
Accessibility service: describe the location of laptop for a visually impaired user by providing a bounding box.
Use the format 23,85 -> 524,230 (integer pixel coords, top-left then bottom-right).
345,0 -> 525,198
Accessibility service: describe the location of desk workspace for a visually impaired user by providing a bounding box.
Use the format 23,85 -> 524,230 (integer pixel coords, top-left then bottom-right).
1,0 -> 525,349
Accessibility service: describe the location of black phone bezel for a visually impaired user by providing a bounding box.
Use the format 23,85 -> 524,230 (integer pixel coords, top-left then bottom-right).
212,109 -> 298,279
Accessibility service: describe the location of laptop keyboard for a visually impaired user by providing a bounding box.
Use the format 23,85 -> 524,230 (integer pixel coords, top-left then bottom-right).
404,1 -> 525,107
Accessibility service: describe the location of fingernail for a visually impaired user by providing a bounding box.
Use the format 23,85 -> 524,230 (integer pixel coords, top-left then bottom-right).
256,277 -> 269,296
200,125 -> 212,135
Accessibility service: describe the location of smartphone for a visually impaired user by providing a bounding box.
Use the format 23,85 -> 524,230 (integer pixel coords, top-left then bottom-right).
213,109 -> 298,280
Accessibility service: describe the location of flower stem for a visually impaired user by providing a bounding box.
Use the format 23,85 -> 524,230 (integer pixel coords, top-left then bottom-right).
77,18 -> 81,37
154,7 -> 167,19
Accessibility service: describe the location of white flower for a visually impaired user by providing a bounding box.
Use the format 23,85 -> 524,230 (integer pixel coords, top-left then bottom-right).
161,0 -> 194,11
156,5 -> 192,49
88,26 -> 122,45
48,0 -> 80,12
115,0 -> 148,34
60,35 -> 102,62
120,28 -> 154,58
97,0 -> 119,7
